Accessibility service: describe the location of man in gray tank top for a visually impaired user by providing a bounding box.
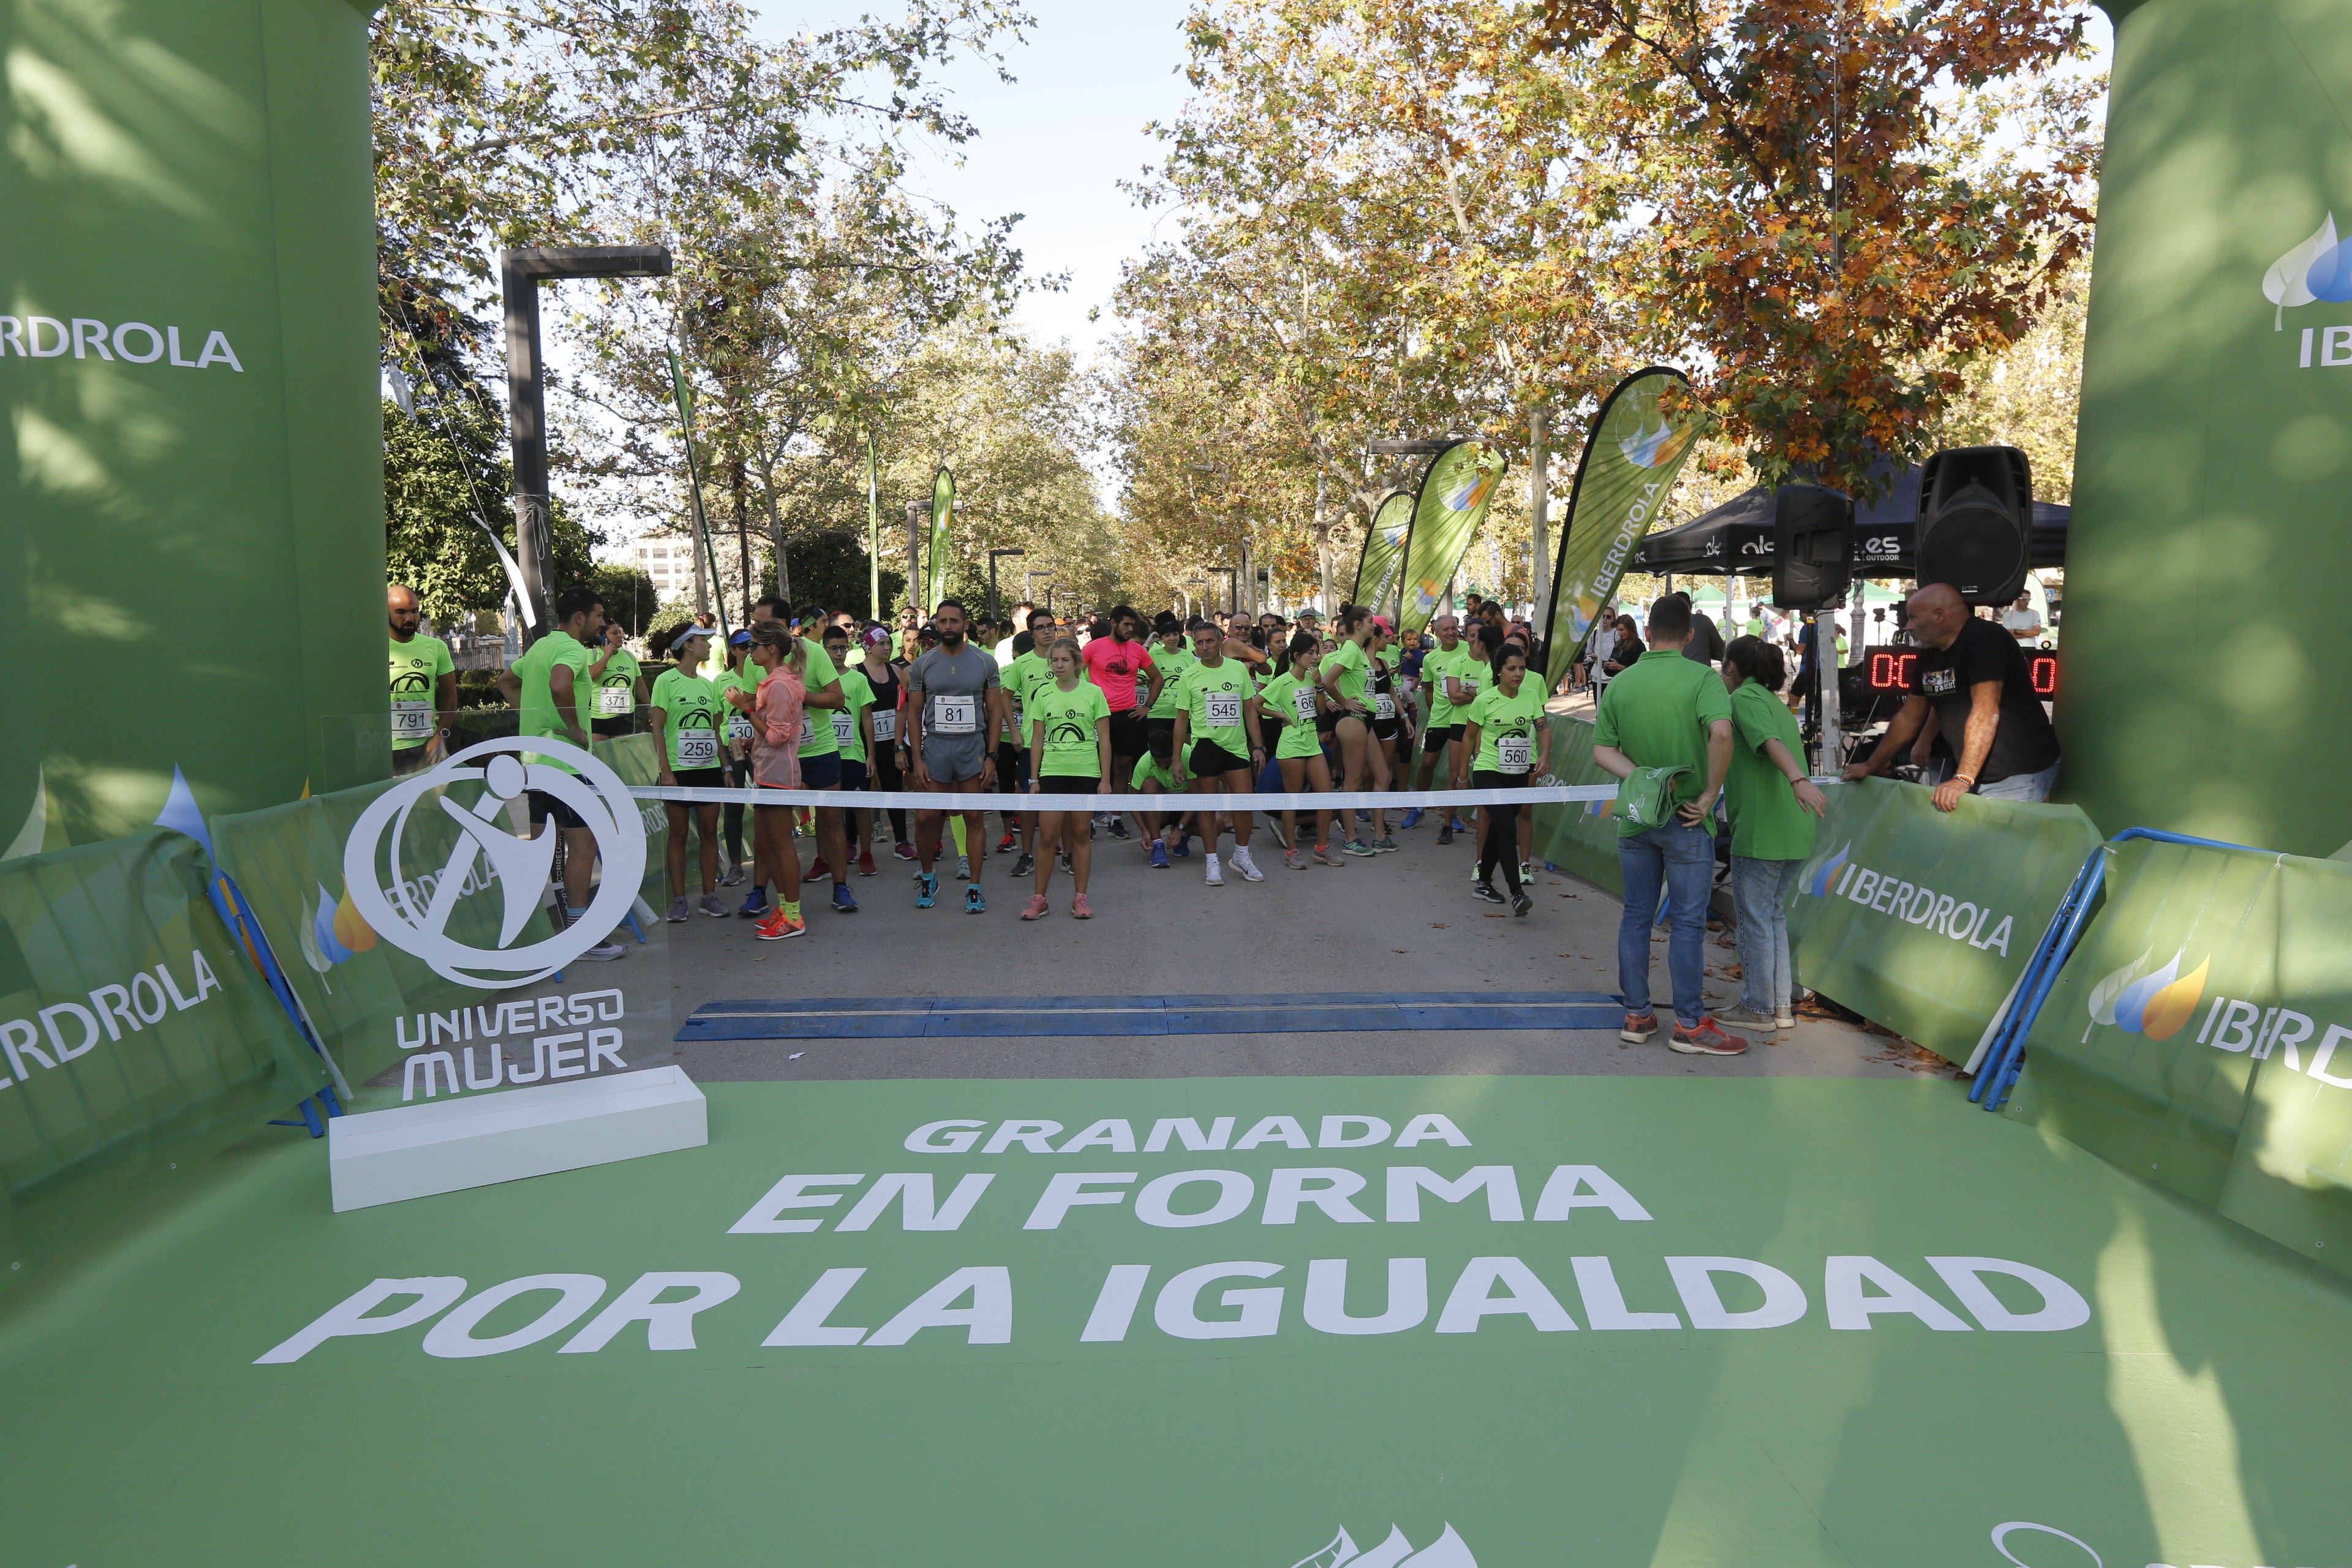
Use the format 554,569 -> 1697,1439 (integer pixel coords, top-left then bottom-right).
905,599 -> 1005,913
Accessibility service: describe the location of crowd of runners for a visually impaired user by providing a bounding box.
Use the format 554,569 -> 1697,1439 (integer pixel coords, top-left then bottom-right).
597,595 -> 1558,941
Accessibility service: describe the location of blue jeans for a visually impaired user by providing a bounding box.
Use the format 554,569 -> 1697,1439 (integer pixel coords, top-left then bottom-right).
1732,856 -> 1802,1015
1618,821 -> 1714,1025
1977,759 -> 2059,803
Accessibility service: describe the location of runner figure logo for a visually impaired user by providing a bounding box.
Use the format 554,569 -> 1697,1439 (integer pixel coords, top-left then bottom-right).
343,736 -> 645,989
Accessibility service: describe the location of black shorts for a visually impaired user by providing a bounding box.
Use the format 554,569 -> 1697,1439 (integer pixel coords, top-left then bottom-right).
527,789 -> 586,830
1373,715 -> 1401,742
591,715 -> 634,738
997,741 -> 1028,789
799,752 -> 842,790
838,759 -> 869,790
1107,707 -> 1148,758
1039,772 -> 1101,796
1422,724 -> 1464,758
1188,739 -> 1251,778
1144,717 -> 1178,762
670,766 -> 726,788
391,744 -> 435,777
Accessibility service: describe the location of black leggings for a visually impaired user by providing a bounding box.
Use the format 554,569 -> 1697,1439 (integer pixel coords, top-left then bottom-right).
723,756 -> 750,864
870,746 -> 910,843
1472,768 -> 1523,894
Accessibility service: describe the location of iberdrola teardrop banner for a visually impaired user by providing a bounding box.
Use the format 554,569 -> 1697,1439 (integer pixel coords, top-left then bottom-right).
1537,367 -> 1699,692
1350,489 -> 1414,616
927,467 -> 956,614
1395,440 -> 1510,637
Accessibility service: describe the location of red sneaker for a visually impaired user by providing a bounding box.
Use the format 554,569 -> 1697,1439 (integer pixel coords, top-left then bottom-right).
806,857 -> 831,880
1670,1017 -> 1747,1057
856,849 -> 878,877
1619,1011 -> 1659,1043
997,831 -> 1016,852
1071,893 -> 1094,919
754,911 -> 804,942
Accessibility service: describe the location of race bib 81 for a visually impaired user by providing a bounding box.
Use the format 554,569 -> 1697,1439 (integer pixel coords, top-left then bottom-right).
932,694 -> 978,734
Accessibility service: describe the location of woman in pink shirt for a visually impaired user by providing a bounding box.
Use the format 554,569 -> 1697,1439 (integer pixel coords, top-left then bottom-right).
726,620 -> 807,939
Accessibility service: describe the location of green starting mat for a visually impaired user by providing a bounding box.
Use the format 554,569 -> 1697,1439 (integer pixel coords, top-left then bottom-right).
3,1075 -> 2348,1568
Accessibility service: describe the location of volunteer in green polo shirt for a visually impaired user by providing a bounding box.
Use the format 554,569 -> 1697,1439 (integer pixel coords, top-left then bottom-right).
386,584 -> 457,774
1716,635 -> 1828,1035
495,586 -> 622,960
1591,595 -> 1735,1055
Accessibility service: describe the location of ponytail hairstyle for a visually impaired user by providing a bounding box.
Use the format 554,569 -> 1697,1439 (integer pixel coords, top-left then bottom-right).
750,617 -> 805,677
1723,634 -> 1785,692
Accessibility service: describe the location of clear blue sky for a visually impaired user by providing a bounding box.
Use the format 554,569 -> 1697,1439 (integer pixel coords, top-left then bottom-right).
745,1 -> 1199,366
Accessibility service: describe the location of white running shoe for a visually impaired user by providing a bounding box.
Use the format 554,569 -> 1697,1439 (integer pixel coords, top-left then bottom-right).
1204,853 -> 1224,887
1231,847 -> 1264,882
955,854 -> 971,881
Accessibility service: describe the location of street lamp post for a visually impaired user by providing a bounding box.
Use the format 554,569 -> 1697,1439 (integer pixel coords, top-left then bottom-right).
987,548 -> 1026,625
502,244 -> 672,644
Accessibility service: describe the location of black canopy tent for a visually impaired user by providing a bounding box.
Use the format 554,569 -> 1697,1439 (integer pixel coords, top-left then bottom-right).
1631,461 -> 2068,578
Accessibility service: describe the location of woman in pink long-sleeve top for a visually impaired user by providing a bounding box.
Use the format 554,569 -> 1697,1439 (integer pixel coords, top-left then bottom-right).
726,620 -> 807,939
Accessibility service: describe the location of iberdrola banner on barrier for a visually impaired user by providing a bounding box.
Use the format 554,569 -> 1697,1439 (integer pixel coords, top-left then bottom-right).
927,467 -> 956,614
1396,439 -> 1509,637
1350,489 -> 1414,615
2005,838 -> 2352,1273
1784,779 -> 2103,1068
1539,367 -> 1700,692
0,827 -> 323,1282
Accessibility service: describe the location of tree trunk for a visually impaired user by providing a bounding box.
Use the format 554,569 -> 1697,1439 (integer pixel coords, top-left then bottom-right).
729,458 -> 752,622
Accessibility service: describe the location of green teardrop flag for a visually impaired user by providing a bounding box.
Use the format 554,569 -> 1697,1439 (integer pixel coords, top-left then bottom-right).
1539,367 -> 1700,691
1351,489 -> 1415,616
1395,440 -> 1510,637
928,467 -> 956,614
865,433 -> 883,622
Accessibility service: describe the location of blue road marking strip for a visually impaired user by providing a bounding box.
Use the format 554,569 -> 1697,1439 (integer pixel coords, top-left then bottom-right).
676,992 -> 1628,1042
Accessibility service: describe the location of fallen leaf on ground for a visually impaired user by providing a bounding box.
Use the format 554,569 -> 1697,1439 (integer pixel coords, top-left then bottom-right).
1430,922 -> 1448,929
1392,948 -> 1408,954
1483,913 -> 1507,919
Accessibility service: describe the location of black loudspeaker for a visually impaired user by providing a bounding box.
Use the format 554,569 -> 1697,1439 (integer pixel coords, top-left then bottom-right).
1918,446 -> 2032,606
1772,484 -> 1853,611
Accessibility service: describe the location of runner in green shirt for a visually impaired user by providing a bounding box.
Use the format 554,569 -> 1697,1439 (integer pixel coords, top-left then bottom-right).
1172,619 -> 1268,886
1403,613 -> 1471,836
1020,637 -> 1114,919
1452,644 -> 1552,915
1000,608 -> 1059,880
821,624 -> 880,877
1258,631 -> 1340,868
587,622 -> 644,738
1138,619 -> 1198,869
1317,609 -> 1389,856
1717,635 -> 1829,1035
1590,597 -> 1740,1056
386,584 -> 456,774
494,586 -> 622,959
709,633 -> 760,895
649,624 -> 728,921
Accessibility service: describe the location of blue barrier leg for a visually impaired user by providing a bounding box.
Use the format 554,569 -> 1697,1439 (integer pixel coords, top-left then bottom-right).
1978,849 -> 2109,1110
1970,846 -> 2103,1104
1975,826 -> 2271,1113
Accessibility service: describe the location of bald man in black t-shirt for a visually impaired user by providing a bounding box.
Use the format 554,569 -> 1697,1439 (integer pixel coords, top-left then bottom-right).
1842,583 -> 2060,810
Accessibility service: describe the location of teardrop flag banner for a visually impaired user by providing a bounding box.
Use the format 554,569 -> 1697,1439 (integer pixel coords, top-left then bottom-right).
1395,439 -> 1510,638
1350,489 -> 1415,616
1538,366 -> 1700,692
927,467 -> 956,614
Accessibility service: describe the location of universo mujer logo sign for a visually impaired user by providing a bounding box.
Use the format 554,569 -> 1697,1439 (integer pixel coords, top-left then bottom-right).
342,736 -> 644,988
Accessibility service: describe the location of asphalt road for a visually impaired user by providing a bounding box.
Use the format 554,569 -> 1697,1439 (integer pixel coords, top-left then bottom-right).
635,805 -> 1932,1085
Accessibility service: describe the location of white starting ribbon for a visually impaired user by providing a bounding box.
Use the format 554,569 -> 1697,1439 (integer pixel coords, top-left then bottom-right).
632,782 -> 1623,812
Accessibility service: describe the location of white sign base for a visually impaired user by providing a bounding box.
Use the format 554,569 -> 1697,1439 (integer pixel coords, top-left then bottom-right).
328,1066 -> 708,1212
